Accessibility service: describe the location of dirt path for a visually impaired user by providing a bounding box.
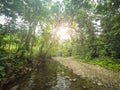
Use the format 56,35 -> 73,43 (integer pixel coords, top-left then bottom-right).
53,57 -> 120,89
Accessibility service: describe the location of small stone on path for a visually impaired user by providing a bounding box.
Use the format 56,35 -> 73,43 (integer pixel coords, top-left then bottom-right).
65,76 -> 70,79
10,85 -> 19,90
72,78 -> 76,82
97,82 -> 102,86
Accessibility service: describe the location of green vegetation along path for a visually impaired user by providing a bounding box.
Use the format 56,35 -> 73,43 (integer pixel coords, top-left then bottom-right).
53,57 -> 120,90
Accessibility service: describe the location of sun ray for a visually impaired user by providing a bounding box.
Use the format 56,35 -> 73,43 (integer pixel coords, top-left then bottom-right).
56,26 -> 71,42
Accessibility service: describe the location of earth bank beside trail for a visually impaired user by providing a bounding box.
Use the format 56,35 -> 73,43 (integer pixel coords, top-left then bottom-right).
53,57 -> 120,90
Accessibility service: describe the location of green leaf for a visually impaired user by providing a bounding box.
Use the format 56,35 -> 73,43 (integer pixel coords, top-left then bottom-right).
0,66 -> 4,71
0,72 -> 6,77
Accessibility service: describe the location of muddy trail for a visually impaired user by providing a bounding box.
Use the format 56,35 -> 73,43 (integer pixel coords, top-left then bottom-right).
2,59 -> 113,90
53,57 -> 120,90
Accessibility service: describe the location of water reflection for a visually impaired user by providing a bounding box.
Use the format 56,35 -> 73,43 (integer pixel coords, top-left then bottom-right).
22,73 -> 35,90
51,72 -> 71,90
4,60 -> 107,90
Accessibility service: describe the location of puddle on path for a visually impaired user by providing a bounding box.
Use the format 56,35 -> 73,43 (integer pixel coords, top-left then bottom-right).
4,60 -> 107,90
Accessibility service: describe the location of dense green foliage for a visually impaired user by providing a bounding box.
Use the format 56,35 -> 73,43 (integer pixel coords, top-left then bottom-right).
96,0 -> 120,58
0,0 -> 60,81
61,0 -> 120,59
74,56 -> 120,71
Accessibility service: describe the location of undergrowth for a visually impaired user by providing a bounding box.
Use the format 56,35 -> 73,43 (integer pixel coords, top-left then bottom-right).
73,56 -> 120,71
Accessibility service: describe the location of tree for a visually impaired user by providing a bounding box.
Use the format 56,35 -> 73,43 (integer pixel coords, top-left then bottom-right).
96,0 -> 120,58
0,0 -> 57,80
63,0 -> 98,58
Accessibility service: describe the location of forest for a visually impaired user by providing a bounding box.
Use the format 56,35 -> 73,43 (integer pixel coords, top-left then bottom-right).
0,0 -> 120,89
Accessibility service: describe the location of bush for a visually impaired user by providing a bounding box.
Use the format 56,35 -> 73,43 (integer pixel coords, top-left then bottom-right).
76,56 -> 120,71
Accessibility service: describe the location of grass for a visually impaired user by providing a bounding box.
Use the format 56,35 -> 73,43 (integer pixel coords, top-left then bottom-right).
73,56 -> 120,71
